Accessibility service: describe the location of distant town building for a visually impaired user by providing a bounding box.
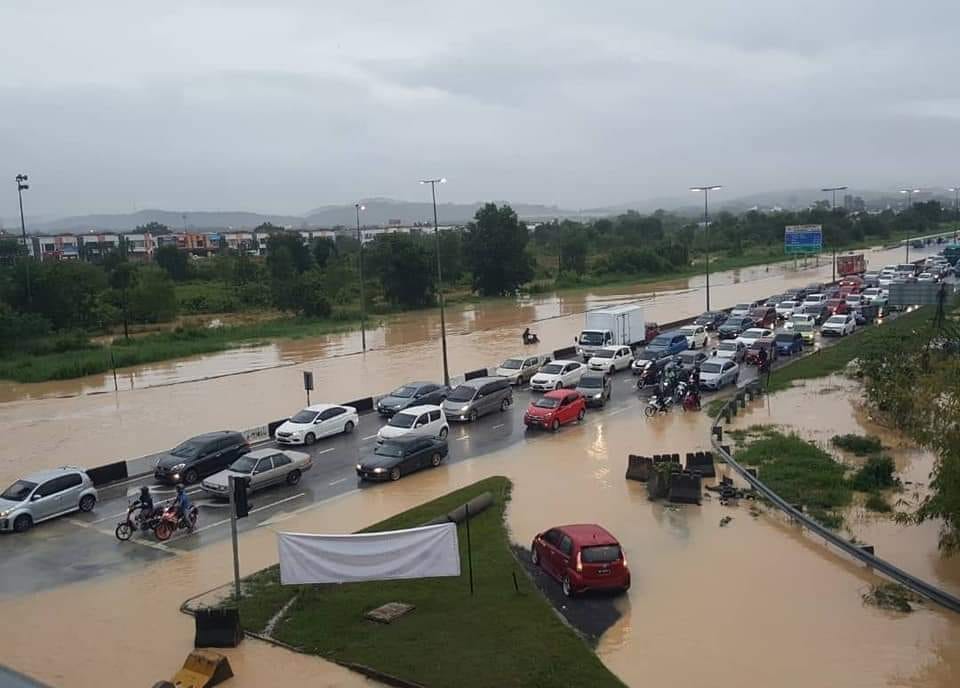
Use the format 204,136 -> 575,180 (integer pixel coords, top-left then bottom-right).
843,194 -> 866,212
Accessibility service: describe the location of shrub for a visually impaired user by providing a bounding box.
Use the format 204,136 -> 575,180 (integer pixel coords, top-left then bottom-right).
851,455 -> 898,491
865,493 -> 892,513
831,433 -> 883,455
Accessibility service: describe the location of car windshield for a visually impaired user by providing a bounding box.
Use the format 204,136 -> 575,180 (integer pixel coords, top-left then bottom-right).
446,385 -> 476,402
700,362 -> 724,374
540,364 -> 564,375
722,318 -> 745,327
779,301 -> 796,308
389,412 -> 418,429
169,440 -> 202,459
718,342 -> 738,351
593,350 -> 615,358
678,352 -> 699,363
374,443 -> 404,458
388,385 -> 417,398
533,397 -> 561,409
290,409 -> 318,423
229,456 -> 258,474
581,545 -> 622,563
694,315 -> 711,324
679,326 -> 696,335
733,304 -> 750,310
579,331 -> 605,345
796,322 -> 814,332
742,329 -> 765,338
500,358 -> 523,369
649,336 -> 671,347
1,480 -> 37,501
775,333 -> 794,342
578,376 -> 603,388
826,316 -> 846,324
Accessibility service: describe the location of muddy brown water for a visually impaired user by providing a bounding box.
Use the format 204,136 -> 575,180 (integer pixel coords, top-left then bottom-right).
0,244 -> 930,486
2,401 -> 958,687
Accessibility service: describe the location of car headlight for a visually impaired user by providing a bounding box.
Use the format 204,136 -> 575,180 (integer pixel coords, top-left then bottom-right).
0,510 -> 9,518
593,393 -> 602,399
172,463 -> 186,472
356,463 -> 362,470
460,405 -> 470,412
373,467 -> 387,474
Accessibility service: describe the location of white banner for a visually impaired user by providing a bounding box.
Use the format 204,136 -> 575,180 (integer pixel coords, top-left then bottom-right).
278,523 -> 461,585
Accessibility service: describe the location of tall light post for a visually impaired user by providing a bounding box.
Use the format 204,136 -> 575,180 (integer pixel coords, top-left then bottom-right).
419,177 -> 450,387
690,185 -> 722,312
949,187 -> 960,225
355,203 -> 367,353
16,174 -> 31,304
822,186 -> 847,281
900,188 -> 920,262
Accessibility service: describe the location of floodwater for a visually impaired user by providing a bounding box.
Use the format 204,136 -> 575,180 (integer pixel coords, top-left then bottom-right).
0,242 -> 934,485
2,401 -> 958,687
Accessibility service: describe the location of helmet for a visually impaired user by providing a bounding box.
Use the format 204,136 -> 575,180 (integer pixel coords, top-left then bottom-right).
175,484 -> 185,494
140,485 -> 150,497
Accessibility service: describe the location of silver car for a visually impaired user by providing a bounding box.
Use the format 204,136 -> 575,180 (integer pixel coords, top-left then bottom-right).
495,354 -> 551,386
699,359 -> 740,390
0,467 -> 98,533
201,448 -> 312,497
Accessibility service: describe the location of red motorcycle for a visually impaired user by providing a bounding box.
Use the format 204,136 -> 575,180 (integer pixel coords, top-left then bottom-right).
154,504 -> 198,541
682,389 -> 701,412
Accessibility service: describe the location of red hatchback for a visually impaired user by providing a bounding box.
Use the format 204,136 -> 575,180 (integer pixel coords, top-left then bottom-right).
524,390 -> 585,431
531,524 -> 630,597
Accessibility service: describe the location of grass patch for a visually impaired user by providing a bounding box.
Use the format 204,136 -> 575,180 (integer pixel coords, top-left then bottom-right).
850,455 -> 898,491
232,477 -> 623,688
705,398 -> 728,418
831,434 -> 883,455
862,582 -> 924,612
865,492 -> 893,513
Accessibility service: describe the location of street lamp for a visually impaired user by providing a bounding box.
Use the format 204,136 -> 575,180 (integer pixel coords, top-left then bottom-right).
949,187 -> 960,225
15,174 -> 31,304
821,186 -> 847,281
900,188 -> 921,261
419,177 -> 450,387
355,203 -> 367,353
690,185 -> 722,312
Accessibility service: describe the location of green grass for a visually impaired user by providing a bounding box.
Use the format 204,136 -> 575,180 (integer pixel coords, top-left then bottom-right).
175,280 -> 242,314
0,317 -> 358,383
850,455 -> 898,492
831,434 -> 883,455
231,477 -> 623,688
865,492 -> 893,513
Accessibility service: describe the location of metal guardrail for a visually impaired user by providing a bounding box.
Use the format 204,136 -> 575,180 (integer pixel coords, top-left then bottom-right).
710,389 -> 960,614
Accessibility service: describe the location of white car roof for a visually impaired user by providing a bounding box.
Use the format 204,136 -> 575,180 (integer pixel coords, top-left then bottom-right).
743,328 -> 768,335
593,345 -> 627,353
301,403 -> 344,413
548,359 -> 579,366
394,404 -> 443,415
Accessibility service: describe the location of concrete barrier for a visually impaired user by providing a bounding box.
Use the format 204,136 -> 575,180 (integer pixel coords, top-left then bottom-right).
342,397 -> 375,414
686,451 -> 716,478
625,455 -> 653,482
668,471 -> 702,504
463,368 -> 490,381
87,461 -> 128,487
552,345 -> 577,359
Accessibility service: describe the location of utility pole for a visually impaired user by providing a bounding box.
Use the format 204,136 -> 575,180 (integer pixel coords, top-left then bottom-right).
16,174 -> 31,304
690,185 -> 722,312
355,203 -> 367,353
900,188 -> 920,263
821,186 -> 847,282
420,178 -> 450,387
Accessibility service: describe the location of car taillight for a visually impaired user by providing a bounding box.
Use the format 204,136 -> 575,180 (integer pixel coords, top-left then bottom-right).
576,552 -> 583,573
621,552 -> 628,569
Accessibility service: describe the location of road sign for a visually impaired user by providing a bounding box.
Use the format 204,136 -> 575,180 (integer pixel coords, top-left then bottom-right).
888,282 -> 955,307
785,224 -> 823,254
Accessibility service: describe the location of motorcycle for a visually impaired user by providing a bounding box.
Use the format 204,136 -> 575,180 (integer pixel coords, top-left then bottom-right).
154,504 -> 199,541
115,503 -> 161,541
644,392 -> 673,417
681,387 -> 701,412
522,332 -> 540,345
635,362 -> 659,391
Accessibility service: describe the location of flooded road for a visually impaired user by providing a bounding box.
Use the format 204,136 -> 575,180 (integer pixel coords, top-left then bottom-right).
0,242 -> 935,485
2,389 -> 957,687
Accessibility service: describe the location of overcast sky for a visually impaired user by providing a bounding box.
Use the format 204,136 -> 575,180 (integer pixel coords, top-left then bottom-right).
2,0 -> 959,219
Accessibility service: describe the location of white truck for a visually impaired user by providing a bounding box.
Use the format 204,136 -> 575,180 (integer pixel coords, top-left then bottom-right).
575,305 -> 646,361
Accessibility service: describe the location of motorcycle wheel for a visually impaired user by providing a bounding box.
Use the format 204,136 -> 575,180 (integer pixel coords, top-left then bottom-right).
115,522 -> 133,541
644,405 -> 657,418
155,521 -> 173,541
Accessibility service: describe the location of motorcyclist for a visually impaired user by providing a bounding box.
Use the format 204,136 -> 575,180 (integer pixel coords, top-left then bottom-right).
130,485 -> 156,529
757,346 -> 769,373
522,327 -> 530,344
174,484 -> 194,530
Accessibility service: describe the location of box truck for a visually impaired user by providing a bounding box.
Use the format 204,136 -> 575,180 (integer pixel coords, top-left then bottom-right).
836,253 -> 866,277
575,305 -> 646,360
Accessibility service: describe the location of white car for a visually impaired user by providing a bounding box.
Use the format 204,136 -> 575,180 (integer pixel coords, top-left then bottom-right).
274,404 -> 359,445
677,324 -> 708,349
377,404 -> 448,442
714,340 -> 746,362
495,354 -> 550,386
699,359 -> 740,390
775,300 -> 800,319
821,314 -> 856,337
878,272 -> 895,287
844,293 -> 866,308
784,313 -> 816,330
917,272 -> 938,283
736,327 -> 774,347
803,293 -> 827,306
529,360 -> 585,391
861,288 -> 888,306
587,345 -> 634,374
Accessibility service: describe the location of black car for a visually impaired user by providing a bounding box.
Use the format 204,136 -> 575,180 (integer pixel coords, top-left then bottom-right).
676,349 -> 709,372
717,316 -> 755,340
692,311 -> 727,331
154,431 -> 250,485
356,436 -> 449,482
376,381 -> 450,416
801,303 -> 830,325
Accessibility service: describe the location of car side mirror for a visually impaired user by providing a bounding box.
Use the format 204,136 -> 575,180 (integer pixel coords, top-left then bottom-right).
31,493 -> 42,501
315,419 -> 323,424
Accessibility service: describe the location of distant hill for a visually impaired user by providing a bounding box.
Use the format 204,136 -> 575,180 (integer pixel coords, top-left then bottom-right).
35,209 -> 305,233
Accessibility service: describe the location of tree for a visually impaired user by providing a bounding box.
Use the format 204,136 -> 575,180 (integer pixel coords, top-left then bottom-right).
366,234 -> 434,308
312,237 -> 337,268
135,221 -> 171,235
266,233 -> 312,275
463,204 -> 534,296
155,244 -> 190,281
128,267 -> 177,323
296,269 -> 333,318
11,261 -> 107,330
559,226 -> 588,275
438,230 -> 464,282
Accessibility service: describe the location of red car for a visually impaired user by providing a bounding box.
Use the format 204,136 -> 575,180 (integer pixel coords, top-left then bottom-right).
531,524 -> 630,597
825,298 -> 849,315
749,306 -> 777,328
524,390 -> 586,431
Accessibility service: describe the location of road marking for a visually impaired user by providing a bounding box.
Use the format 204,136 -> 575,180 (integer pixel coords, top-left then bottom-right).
186,492 -> 307,536
607,407 -> 630,416
328,478 -> 348,486
492,424 -> 505,430
456,435 -> 471,441
316,447 -> 336,455
361,434 -> 379,440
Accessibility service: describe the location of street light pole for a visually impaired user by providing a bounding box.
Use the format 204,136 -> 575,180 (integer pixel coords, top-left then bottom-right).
949,187 -> 960,224
420,178 -> 450,387
355,203 -> 367,353
900,188 -> 920,262
690,185 -> 722,312
15,174 -> 31,304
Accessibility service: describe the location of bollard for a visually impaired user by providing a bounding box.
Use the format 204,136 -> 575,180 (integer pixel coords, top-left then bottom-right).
668,471 -> 702,504
712,425 -> 723,441
625,455 -> 653,482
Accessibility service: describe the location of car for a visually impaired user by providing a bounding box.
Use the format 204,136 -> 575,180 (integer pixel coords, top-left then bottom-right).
575,373 -> 612,408
376,382 -> 450,416
699,359 -> 740,390
844,293 -> 866,308
717,316 -> 755,340
524,390 -> 586,431
693,311 -> 727,331
530,524 -> 630,597
676,349 -> 709,372
713,340 -> 746,363
730,301 -> 762,317
803,293 -> 828,306
495,354 -> 551,386
356,436 -> 448,482
0,467 -> 98,533
442,377 -> 513,421
644,331 -> 690,358
587,345 -> 634,374
862,272 -> 880,287
824,298 -> 849,316
917,272 -> 939,283
275,404 -> 359,446
839,276 -> 864,289
377,405 -> 448,442
783,287 -> 808,302
154,431 -> 251,485
825,287 -> 843,300
774,331 -> 804,356
736,327 -> 774,347
911,239 -> 924,249
801,303 -> 830,325
784,313 -> 816,331
749,306 -> 777,328
744,338 -> 778,366
677,324 -> 708,350
794,319 -> 816,345
529,360 -> 585,392
201,448 -> 312,497
763,294 -> 786,308
775,300 -> 801,319
861,288 -> 888,307
631,348 -> 676,375
821,314 -> 856,337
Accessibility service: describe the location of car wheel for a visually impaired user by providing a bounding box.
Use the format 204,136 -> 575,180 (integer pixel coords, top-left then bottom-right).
79,494 -> 96,512
439,426 -> 449,439
500,398 -> 510,412
304,433 -> 316,446
530,543 -> 540,566
577,408 -> 585,422
13,514 -> 32,533
551,419 -> 560,432
554,382 -> 562,391
430,453 -> 442,468
609,366 -> 616,375
183,469 -> 199,485
562,576 -> 575,598
286,469 -> 302,486
469,409 -> 478,423
343,421 -> 355,434
389,467 -> 402,481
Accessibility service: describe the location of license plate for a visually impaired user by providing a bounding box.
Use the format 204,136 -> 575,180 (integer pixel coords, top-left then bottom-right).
596,568 -> 611,576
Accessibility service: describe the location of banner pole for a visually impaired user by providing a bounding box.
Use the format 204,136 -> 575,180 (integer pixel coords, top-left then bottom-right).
465,502 -> 474,596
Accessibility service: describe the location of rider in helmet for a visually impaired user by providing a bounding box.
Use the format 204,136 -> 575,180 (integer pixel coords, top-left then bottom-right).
174,484 -> 194,528
131,485 -> 155,528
